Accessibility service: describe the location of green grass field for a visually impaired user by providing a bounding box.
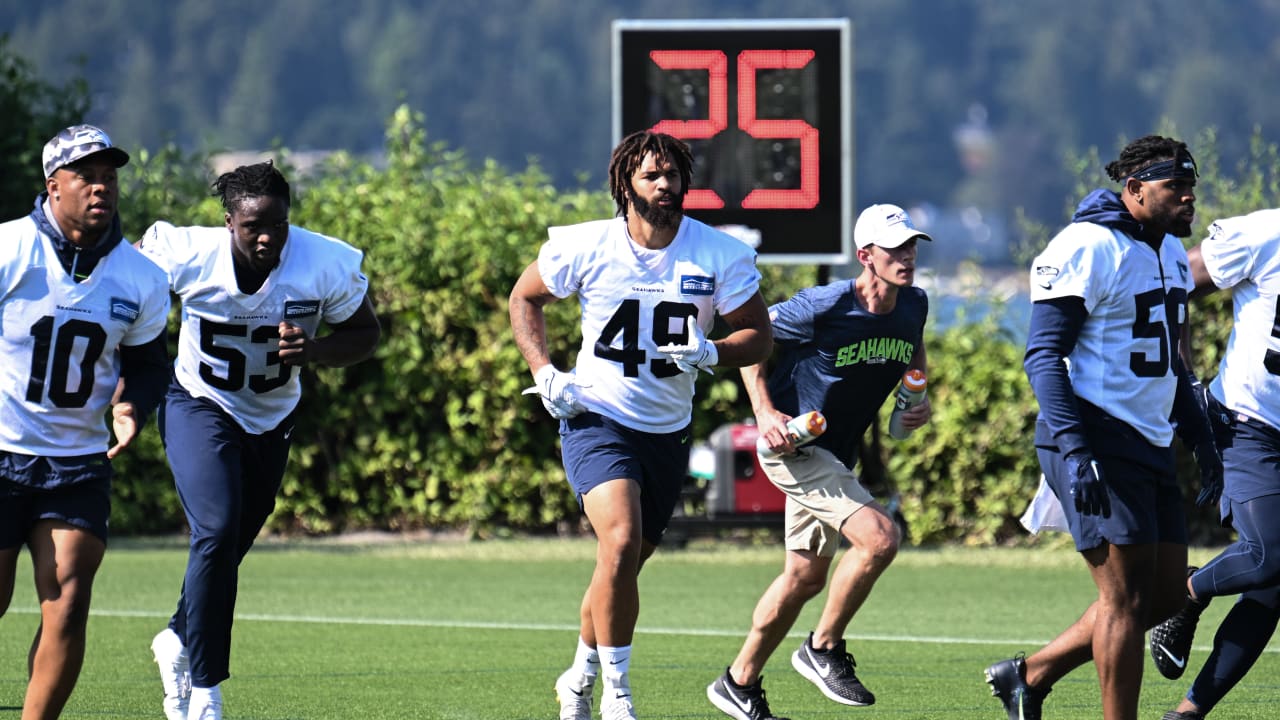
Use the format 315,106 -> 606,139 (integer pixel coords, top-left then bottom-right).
1,537 -> 1277,719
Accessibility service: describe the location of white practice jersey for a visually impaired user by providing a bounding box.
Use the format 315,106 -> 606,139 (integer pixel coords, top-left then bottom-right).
539,216 -> 760,433
1200,209 -> 1280,430
139,222 -> 368,434
1030,221 -> 1193,446
0,217 -> 169,456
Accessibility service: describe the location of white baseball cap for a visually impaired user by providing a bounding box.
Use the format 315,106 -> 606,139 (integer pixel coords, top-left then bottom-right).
854,203 -> 932,249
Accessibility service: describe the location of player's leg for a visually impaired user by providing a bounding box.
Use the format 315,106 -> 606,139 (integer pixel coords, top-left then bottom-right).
1172,584 -> 1280,717
0,481 -> 29,617
816,501 -> 899,645
709,546 -> 826,720
732,548 -> 829,684
235,415 -> 293,562
22,519 -> 105,720
163,387 -> 244,714
754,449 -> 886,707
0,546 -> 16,618
581,477 -> 643,645
1085,541 -> 1158,720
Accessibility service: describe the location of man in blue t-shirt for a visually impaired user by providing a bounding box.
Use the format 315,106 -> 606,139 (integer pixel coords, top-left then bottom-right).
707,203 -> 932,720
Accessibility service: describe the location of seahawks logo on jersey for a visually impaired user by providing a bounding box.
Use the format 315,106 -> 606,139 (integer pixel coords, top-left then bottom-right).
1034,265 -> 1059,289
284,300 -> 321,318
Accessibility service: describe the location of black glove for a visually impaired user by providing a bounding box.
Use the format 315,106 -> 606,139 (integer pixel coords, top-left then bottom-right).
1193,440 -> 1224,508
1065,450 -> 1110,517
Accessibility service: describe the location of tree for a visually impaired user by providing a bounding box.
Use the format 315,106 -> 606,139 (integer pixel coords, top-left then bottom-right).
0,34 -> 89,219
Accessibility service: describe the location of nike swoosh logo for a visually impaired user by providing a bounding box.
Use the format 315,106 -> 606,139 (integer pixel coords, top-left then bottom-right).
726,687 -> 754,714
564,687 -> 583,697
1157,646 -> 1187,668
811,653 -> 833,678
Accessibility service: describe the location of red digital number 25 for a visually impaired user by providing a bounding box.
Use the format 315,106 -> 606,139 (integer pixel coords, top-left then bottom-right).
648,49 -> 819,211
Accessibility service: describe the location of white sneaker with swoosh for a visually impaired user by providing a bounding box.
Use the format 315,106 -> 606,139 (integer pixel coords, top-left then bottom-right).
554,669 -> 595,720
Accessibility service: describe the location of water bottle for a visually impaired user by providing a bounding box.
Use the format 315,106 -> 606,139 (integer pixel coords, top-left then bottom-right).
756,410 -> 827,458
888,370 -> 927,440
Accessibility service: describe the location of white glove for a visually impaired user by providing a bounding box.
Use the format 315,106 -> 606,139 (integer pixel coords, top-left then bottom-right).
522,365 -> 589,419
656,322 -> 718,375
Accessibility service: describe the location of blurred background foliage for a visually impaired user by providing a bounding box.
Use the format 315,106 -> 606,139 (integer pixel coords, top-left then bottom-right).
3,7 -> 1279,544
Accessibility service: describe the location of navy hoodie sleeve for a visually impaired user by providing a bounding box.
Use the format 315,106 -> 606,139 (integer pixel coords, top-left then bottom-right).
1024,296 -> 1090,457
118,329 -> 170,428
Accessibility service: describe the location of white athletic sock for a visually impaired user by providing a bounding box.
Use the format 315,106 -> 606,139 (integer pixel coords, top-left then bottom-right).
190,684 -> 221,706
598,644 -> 631,696
571,636 -> 600,681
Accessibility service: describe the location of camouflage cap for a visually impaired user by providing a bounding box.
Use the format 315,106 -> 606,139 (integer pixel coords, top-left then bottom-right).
42,124 -> 130,178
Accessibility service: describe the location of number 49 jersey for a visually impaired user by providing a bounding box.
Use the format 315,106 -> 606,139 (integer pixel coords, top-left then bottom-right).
139,221 -> 368,434
0,216 -> 169,457
1030,221 -> 1193,447
539,216 -> 760,433
1200,209 -> 1280,431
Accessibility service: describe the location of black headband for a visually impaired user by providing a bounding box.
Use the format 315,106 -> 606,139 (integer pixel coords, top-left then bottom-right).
1130,156 -> 1198,182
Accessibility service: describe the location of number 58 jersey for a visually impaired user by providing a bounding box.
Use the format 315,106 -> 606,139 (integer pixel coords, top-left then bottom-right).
139,221 -> 368,434
539,216 -> 760,433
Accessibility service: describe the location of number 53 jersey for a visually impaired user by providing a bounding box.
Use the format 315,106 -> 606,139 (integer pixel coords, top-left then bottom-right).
0,216 -> 169,457
538,216 -> 760,433
139,221 -> 368,434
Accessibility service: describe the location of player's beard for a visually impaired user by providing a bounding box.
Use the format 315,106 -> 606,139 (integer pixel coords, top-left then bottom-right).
629,189 -> 684,230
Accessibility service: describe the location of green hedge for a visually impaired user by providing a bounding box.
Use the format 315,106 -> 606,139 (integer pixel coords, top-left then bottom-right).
104,112 -> 1280,545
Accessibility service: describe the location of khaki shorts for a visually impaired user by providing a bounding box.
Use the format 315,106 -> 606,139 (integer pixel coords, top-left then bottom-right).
759,445 -> 876,557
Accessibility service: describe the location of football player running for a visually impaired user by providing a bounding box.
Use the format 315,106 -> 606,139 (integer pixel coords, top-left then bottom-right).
0,125 -> 170,720
985,135 -> 1222,720
509,130 -> 772,720
1149,207 -> 1280,720
137,161 -> 380,720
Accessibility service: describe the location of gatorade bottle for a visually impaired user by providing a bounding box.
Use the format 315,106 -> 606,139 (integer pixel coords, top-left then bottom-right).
757,410 -> 827,458
888,370 -> 927,440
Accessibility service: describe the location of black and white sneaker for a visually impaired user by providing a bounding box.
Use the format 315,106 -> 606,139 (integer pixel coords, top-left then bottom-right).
984,653 -> 1049,720
707,669 -> 790,720
1161,711 -> 1206,720
1151,568 -> 1209,680
790,633 -> 875,706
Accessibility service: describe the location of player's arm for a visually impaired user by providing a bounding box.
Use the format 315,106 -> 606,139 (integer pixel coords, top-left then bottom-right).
508,260 -> 561,376
739,359 -> 794,455
712,291 -> 773,368
1186,244 -> 1219,300
1023,296 -> 1089,457
279,294 -> 380,367
109,329 -> 170,458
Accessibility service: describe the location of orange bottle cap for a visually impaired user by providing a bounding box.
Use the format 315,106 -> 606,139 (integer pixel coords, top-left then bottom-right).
902,370 -> 927,392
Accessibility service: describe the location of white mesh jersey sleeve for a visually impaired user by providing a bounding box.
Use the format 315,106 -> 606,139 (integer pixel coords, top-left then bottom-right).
1202,209 -> 1280,429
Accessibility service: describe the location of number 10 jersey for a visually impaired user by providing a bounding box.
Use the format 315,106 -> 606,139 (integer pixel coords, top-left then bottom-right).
0,216 -> 169,457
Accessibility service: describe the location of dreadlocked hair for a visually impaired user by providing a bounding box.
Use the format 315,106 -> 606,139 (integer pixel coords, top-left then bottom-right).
1104,135 -> 1194,183
212,160 -> 291,213
607,130 -> 693,216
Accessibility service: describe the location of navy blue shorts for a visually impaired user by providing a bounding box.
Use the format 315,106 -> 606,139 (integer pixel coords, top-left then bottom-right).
1217,410 -> 1280,512
0,471 -> 112,547
1036,402 -> 1186,551
559,412 -> 690,546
